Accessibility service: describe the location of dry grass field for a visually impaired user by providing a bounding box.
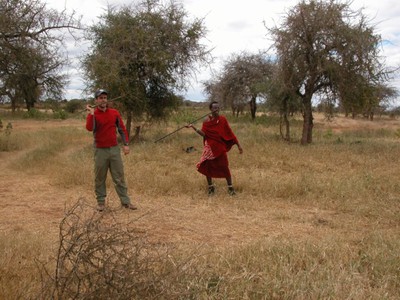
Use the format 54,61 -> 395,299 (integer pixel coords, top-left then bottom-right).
0,110 -> 399,299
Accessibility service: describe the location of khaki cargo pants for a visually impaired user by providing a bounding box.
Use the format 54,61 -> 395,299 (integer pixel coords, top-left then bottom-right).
94,146 -> 130,205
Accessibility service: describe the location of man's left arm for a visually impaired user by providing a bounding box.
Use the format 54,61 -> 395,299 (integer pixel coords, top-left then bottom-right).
223,117 -> 242,153
115,112 -> 130,155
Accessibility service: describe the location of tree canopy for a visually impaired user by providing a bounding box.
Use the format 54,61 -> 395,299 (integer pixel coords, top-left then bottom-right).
203,52 -> 275,119
269,0 -> 393,144
83,0 -> 212,133
0,0 -> 81,110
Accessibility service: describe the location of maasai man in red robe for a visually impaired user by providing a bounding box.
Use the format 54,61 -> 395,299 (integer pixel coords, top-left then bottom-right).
186,101 -> 243,195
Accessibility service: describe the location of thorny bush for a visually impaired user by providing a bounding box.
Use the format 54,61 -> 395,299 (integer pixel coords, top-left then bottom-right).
37,198 -> 210,300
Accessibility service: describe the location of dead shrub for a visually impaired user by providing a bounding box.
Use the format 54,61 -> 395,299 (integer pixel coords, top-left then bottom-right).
37,198 -> 208,299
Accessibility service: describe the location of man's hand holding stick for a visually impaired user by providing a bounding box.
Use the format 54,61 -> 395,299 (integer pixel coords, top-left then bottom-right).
154,112 -> 210,143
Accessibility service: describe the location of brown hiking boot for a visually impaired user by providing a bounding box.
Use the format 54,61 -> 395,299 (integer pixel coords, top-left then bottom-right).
97,203 -> 105,212
122,203 -> 137,210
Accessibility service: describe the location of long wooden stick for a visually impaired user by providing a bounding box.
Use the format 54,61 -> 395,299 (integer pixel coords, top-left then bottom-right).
79,95 -> 126,114
154,112 -> 210,143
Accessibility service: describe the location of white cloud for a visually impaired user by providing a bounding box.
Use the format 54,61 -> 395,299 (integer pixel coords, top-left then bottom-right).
46,0 -> 400,104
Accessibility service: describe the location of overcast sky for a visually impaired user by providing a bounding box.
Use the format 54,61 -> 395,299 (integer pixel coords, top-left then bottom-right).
47,0 -> 400,103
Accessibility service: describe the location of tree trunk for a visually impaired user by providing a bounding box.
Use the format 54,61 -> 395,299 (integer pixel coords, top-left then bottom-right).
132,126 -> 141,143
280,112 -> 291,141
26,101 -> 33,111
351,108 -> 356,119
11,97 -> 16,113
126,110 -> 132,138
301,98 -> 313,145
280,96 -> 290,141
249,96 -> 257,120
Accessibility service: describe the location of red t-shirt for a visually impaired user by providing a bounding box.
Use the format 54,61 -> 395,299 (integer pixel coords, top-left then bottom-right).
86,108 -> 129,148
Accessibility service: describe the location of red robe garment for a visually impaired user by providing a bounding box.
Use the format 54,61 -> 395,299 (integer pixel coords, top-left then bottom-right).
197,115 -> 239,178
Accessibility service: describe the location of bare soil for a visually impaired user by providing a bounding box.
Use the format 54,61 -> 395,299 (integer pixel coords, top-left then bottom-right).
0,114 -> 399,249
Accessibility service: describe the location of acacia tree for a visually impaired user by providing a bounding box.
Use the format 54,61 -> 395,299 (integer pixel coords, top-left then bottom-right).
338,76 -> 398,119
204,52 -> 274,119
0,0 -> 81,111
266,63 -> 302,141
269,0 -> 391,144
83,0 -> 212,136
203,73 -> 246,117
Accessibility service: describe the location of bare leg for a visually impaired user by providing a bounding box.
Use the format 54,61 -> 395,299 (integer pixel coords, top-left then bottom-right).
207,176 -> 215,195
226,177 -> 236,195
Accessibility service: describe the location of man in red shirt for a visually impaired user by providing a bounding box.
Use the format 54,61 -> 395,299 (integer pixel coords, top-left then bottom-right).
86,89 -> 137,211
187,101 -> 243,196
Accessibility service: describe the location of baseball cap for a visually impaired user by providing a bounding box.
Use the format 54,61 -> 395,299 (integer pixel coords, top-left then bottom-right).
94,89 -> 108,98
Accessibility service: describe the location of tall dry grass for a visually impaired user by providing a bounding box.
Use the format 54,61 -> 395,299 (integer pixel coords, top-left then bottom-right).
0,110 -> 399,299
